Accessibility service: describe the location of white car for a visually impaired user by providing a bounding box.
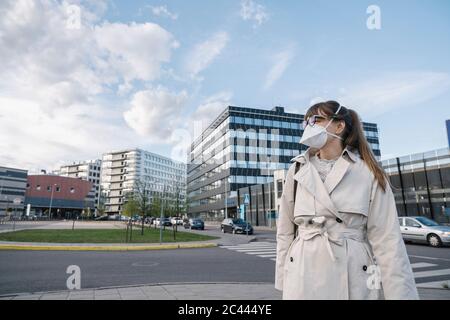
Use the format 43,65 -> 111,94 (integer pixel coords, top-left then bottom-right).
399,216 -> 450,247
170,217 -> 183,225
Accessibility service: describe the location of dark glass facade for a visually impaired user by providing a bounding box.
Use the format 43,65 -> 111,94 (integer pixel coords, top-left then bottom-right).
381,148 -> 450,224
187,105 -> 381,221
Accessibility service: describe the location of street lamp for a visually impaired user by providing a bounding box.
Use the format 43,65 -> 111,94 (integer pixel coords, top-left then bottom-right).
158,182 -> 167,245
267,156 -> 273,229
48,183 -> 57,220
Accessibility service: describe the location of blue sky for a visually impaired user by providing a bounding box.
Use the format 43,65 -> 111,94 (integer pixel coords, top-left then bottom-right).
0,0 -> 449,170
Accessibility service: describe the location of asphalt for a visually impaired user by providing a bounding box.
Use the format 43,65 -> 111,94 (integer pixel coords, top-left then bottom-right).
0,220 -> 449,300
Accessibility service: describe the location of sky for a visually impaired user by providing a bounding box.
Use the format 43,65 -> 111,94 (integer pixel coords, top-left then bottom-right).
0,0 -> 449,172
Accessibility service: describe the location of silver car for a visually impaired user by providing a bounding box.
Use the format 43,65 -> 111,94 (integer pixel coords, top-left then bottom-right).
399,216 -> 450,247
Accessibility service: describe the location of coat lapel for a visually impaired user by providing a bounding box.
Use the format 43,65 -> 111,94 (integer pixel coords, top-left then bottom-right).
324,156 -> 350,195
292,147 -> 356,219
293,155 -> 341,219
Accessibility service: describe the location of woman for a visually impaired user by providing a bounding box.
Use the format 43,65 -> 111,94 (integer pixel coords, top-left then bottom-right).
275,100 -> 419,300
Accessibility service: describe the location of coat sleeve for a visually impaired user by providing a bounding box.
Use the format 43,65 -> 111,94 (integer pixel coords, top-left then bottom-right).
366,177 -> 419,300
275,162 -> 296,291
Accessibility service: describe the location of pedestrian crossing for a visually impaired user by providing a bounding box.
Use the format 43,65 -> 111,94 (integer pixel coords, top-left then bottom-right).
220,242 -> 450,289
220,241 -> 278,261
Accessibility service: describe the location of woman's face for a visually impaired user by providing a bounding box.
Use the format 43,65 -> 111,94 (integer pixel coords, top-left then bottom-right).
313,108 -> 345,136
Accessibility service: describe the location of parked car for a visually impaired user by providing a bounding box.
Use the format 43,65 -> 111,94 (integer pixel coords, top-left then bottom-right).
95,215 -> 109,221
399,216 -> 450,247
131,215 -> 142,222
221,218 -> 253,235
144,217 -> 155,225
154,218 -> 172,227
184,218 -> 204,230
171,217 -> 183,225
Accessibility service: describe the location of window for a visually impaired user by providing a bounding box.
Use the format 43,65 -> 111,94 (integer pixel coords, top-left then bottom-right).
56,186 -> 61,192
36,185 -> 41,191
244,117 -> 253,125
47,186 -> 52,192
398,218 -> 403,226
415,216 -> 439,227
405,218 -> 420,227
70,187 -> 75,194
277,179 -> 283,198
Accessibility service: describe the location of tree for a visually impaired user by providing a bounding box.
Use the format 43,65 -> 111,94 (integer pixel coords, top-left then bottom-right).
133,180 -> 153,236
122,195 -> 139,218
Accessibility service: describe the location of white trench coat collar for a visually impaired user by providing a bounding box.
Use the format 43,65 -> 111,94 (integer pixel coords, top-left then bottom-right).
290,146 -> 359,220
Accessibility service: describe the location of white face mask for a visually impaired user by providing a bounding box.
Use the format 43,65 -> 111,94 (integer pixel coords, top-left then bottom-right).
299,106 -> 343,149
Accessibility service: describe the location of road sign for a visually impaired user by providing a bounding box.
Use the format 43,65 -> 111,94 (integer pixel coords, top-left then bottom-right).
239,204 -> 245,220
244,193 -> 250,205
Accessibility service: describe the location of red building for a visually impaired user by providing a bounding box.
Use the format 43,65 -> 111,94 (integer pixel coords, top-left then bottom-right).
25,175 -> 94,219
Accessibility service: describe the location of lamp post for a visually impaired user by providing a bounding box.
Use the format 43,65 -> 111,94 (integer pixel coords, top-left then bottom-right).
159,182 -> 166,244
48,183 -> 57,220
267,156 -> 273,229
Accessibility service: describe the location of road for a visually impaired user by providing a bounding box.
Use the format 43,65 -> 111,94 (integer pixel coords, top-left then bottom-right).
0,223 -> 449,296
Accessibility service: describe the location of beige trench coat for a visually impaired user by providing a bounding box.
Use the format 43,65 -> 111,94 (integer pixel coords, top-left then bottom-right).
275,146 -> 419,300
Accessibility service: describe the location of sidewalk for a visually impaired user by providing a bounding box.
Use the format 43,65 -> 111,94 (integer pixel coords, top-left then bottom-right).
0,282 -> 448,300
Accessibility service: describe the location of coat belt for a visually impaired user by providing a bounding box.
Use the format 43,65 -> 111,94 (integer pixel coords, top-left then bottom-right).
295,226 -> 366,262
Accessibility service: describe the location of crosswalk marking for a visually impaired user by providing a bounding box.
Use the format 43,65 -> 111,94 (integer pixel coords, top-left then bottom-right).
220,242 -> 450,287
235,248 -> 276,252
244,251 -> 277,255
410,262 -> 437,269
413,268 -> 450,279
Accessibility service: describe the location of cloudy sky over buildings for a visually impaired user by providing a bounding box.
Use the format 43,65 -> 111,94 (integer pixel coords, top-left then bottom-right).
1,0 -> 449,171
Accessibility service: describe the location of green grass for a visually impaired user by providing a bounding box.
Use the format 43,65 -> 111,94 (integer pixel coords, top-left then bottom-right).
0,228 -> 219,243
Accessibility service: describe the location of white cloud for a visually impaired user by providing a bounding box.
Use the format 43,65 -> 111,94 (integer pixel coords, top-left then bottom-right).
185,32 -> 229,79
240,0 -> 269,28
0,96 -> 137,171
263,46 -> 296,90
191,91 -> 233,136
123,87 -> 188,142
94,21 -> 179,82
163,91 -> 233,164
0,0 -> 179,111
337,71 -> 450,117
148,5 -> 178,20
0,0 -> 182,169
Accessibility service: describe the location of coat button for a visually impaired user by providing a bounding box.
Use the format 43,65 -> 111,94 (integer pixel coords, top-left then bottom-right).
336,217 -> 343,223
362,265 -> 368,271
290,257 -> 294,262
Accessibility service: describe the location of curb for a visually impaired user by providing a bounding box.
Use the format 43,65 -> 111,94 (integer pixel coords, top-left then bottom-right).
0,282 -> 276,299
0,242 -> 217,251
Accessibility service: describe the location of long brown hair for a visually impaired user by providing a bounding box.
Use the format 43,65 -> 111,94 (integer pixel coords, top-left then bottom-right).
305,100 -> 388,192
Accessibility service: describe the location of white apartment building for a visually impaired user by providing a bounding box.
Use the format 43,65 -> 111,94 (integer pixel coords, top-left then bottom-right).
58,160 -> 102,210
101,149 -> 186,216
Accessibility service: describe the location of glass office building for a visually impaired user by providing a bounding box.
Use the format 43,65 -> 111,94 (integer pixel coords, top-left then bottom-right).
187,105 -> 381,221
381,148 -> 450,224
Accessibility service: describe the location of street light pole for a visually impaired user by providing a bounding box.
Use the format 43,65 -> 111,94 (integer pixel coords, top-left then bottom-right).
48,183 -> 56,220
268,156 -> 272,229
159,183 -> 166,244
